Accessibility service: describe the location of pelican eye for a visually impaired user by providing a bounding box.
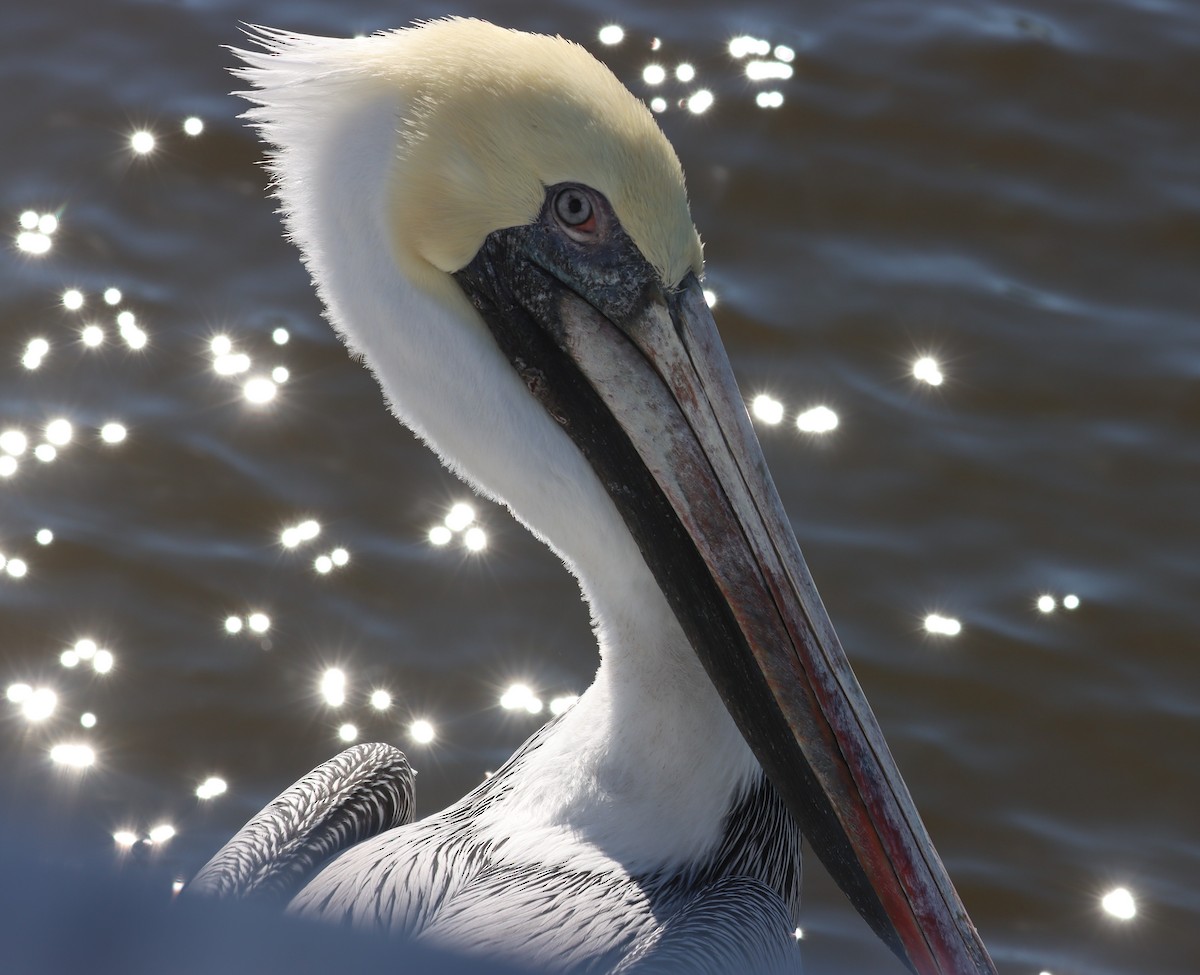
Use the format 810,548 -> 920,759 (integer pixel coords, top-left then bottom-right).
553,187 -> 595,232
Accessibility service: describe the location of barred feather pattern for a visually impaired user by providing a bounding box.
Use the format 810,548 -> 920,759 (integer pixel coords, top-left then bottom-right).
610,877 -> 798,975
188,742 -> 414,905
286,724 -> 803,973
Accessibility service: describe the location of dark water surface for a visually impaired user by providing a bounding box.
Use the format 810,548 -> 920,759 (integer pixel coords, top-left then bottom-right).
2,1 -> 1197,972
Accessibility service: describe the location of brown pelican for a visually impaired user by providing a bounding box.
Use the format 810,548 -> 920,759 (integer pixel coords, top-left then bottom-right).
192,19 -> 996,974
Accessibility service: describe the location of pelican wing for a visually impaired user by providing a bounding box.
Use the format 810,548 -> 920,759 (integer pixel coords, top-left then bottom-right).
188,742 -> 414,904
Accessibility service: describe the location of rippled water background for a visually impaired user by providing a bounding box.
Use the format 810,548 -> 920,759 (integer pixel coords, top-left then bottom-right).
2,1 -> 1197,972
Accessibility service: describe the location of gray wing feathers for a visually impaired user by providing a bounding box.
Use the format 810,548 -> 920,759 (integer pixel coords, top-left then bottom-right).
613,876 -> 802,975
188,742 -> 414,903
414,863 -> 653,973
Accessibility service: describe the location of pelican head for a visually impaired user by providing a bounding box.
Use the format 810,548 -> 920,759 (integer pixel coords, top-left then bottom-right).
232,19 -> 994,974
